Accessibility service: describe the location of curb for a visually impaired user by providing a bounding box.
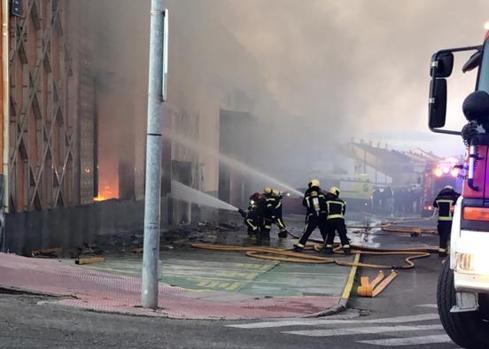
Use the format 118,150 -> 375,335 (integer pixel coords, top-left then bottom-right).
339,252 -> 360,308
305,252 -> 361,318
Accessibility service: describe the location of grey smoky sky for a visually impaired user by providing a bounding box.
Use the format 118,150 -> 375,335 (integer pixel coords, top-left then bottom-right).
189,0 -> 489,155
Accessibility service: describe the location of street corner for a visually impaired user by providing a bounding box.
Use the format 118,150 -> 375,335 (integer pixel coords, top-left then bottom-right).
0,250 -> 349,320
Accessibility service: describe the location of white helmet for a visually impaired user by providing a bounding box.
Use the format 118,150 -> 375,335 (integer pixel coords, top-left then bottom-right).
310,179 -> 320,188
329,186 -> 341,196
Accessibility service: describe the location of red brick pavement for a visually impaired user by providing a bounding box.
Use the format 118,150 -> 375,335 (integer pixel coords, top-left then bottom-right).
0,253 -> 339,320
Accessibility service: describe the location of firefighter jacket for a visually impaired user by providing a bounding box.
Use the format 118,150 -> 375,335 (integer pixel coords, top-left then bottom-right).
303,187 -> 327,216
433,188 -> 460,222
325,193 -> 346,220
265,194 -> 281,218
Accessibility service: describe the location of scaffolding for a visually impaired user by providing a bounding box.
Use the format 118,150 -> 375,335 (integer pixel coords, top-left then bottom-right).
8,0 -> 95,212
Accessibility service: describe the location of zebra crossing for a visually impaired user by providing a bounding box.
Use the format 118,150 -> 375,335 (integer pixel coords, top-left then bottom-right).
227,305 -> 456,347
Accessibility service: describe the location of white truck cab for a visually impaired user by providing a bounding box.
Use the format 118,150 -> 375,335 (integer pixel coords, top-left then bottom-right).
429,30 -> 489,348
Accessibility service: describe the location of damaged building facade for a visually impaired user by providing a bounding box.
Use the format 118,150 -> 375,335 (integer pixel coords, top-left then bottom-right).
1,0 -> 268,254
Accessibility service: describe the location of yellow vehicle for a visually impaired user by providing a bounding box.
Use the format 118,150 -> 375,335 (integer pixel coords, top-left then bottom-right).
338,177 -> 374,211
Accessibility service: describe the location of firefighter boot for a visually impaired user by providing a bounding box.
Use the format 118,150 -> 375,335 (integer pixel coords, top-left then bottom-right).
324,245 -> 333,255
293,243 -> 304,252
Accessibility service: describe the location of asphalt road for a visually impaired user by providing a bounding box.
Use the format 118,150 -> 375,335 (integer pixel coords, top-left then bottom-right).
0,225 -> 458,349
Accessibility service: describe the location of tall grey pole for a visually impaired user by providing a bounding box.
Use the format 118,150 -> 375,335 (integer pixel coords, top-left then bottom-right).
141,0 -> 165,309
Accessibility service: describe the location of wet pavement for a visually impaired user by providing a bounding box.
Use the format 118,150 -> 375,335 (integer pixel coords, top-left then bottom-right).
0,215 -> 358,320
75,249 -> 349,298
0,215 -> 453,349
0,214 -> 439,321
0,252 -> 342,320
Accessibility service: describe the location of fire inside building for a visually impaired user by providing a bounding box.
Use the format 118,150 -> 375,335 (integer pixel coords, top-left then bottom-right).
0,0 -> 277,254
0,0 -> 461,256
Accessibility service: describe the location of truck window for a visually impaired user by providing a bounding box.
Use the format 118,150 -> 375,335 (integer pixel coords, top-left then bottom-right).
478,40 -> 489,93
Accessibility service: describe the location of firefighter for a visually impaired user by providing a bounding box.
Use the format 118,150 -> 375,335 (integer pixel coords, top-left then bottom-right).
293,179 -> 328,252
433,185 -> 460,257
238,192 -> 264,238
324,187 -> 351,255
260,187 -> 273,240
262,187 -> 288,240
271,189 -> 288,238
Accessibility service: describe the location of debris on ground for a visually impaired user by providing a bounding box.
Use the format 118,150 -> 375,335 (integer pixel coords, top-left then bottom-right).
75,256 -> 105,265
31,248 -> 62,258
88,220 -> 241,255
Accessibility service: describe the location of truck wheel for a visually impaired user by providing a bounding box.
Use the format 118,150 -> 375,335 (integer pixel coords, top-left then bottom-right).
437,260 -> 489,348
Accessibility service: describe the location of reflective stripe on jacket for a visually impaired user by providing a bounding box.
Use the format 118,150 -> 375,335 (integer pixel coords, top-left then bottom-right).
433,188 -> 460,222
326,198 -> 346,220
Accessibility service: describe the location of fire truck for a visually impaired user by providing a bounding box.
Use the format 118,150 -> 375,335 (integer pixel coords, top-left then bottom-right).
421,158 -> 462,216
428,27 -> 489,347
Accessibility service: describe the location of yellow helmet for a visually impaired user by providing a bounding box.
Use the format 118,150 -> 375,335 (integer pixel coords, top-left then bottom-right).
329,186 -> 341,196
310,179 -> 320,188
264,187 -> 272,194
271,189 -> 281,196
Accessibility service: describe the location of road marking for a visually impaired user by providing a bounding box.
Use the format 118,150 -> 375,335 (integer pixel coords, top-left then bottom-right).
284,324 -> 443,337
341,252 -> 360,301
361,313 -> 440,324
218,271 -> 259,280
225,282 -> 241,291
358,334 -> 452,346
417,304 -> 437,308
227,313 -> 440,329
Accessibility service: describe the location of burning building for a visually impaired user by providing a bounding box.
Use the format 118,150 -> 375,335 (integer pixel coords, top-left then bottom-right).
0,0 -> 274,254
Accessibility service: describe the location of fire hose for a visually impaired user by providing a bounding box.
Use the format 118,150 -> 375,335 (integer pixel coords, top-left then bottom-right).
347,213 -> 438,235
192,219 -> 438,297
191,242 -> 433,270
191,242 -> 433,298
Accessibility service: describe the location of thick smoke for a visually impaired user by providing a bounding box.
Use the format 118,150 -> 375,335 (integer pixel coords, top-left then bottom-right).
87,0 -> 489,194
210,0 -> 489,155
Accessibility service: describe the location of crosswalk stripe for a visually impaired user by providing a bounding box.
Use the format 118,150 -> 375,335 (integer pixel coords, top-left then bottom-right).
416,304 -> 438,309
361,314 -> 439,324
227,313 -> 439,329
358,334 -> 452,346
283,324 -> 443,337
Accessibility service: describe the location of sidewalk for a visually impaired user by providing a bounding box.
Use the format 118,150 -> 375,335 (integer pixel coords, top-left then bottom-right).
0,231 -> 356,320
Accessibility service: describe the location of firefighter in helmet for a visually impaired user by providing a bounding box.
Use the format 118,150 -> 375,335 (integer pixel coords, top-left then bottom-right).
294,179 -> 328,252
324,186 -> 351,255
238,192 -> 265,238
433,185 -> 460,257
262,187 -> 288,240
271,188 -> 288,238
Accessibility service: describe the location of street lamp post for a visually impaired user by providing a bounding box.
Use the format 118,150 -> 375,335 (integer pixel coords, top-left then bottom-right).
141,0 -> 168,309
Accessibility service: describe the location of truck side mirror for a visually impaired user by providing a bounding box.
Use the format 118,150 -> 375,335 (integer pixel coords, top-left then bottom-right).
430,52 -> 454,78
462,51 -> 482,73
429,78 -> 447,128
463,90 -> 489,122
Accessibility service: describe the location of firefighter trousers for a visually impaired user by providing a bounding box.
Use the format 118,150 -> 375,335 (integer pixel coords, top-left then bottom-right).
437,220 -> 452,250
274,216 -> 287,232
298,214 -> 327,246
263,216 -> 287,234
244,214 -> 260,234
325,218 -> 349,247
